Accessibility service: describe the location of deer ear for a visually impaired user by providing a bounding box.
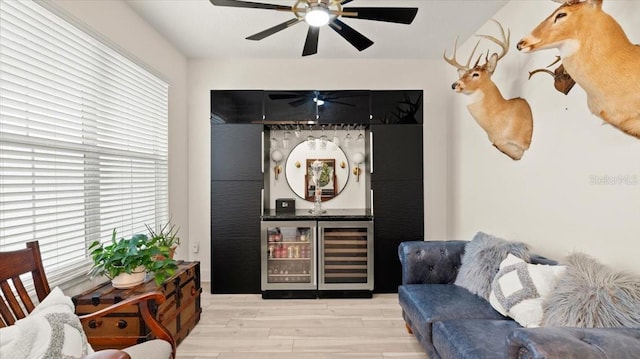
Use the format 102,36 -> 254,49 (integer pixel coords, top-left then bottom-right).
486,53 -> 499,73
586,0 -> 603,8
457,69 -> 466,77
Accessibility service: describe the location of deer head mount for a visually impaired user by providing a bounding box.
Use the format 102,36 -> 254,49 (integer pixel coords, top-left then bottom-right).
517,0 -> 640,139
528,56 -> 576,95
444,20 -> 534,161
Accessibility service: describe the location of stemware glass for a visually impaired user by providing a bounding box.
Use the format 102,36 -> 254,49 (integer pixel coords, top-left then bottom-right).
282,127 -> 291,149
294,123 -> 301,139
306,126 -> 315,150
343,125 -> 352,149
319,125 -> 328,150
332,124 -> 340,147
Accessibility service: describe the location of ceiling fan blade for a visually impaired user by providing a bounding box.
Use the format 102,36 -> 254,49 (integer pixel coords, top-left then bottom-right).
246,18 -> 302,40
269,93 -> 304,100
329,18 -> 373,52
341,7 -> 418,24
302,27 -> 320,57
325,100 -> 356,107
209,0 -> 291,11
340,0 -> 355,4
289,97 -> 312,107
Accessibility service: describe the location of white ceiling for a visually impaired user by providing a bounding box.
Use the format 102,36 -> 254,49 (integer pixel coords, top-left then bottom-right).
125,0 -> 509,59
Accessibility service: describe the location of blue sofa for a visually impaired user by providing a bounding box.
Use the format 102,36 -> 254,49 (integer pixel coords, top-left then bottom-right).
398,240 -> 640,359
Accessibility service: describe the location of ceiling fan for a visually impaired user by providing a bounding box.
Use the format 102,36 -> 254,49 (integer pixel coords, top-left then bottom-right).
269,91 -> 362,107
209,0 -> 418,56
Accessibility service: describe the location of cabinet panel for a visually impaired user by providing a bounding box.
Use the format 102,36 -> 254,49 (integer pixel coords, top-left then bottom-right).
264,90 -> 317,122
211,90 -> 263,124
316,90 -> 370,124
370,90 -> 423,124
211,181 -> 262,293
211,124 -> 263,181
372,180 -> 423,293
371,124 -> 423,181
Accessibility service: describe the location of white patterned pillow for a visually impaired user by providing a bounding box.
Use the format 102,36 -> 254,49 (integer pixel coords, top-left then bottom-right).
0,287 -> 93,359
489,254 -> 566,328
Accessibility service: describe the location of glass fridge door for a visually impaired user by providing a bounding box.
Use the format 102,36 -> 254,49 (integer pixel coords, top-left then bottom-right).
318,221 -> 374,290
261,221 -> 316,291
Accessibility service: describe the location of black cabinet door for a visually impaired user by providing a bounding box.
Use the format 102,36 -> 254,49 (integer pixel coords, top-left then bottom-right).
211,124 -> 263,181
264,90 -> 317,122
371,123 -> 423,293
211,90 -> 263,124
371,124 -> 423,181
372,180 -> 424,292
317,90 -> 370,124
370,90 -> 423,124
211,180 -> 263,293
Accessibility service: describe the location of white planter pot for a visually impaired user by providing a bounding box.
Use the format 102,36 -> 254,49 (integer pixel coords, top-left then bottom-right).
111,266 -> 146,288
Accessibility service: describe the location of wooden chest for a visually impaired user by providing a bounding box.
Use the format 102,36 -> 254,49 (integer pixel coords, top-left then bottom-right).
73,261 -> 201,350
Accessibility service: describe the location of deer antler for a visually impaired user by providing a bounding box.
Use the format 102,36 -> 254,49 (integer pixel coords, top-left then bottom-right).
443,37 -> 480,72
476,19 -> 510,63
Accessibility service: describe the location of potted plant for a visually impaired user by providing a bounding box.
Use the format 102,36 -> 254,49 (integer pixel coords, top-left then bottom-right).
88,229 -> 178,288
145,220 -> 180,259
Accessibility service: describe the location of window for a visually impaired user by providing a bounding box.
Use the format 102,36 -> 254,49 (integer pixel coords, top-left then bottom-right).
0,0 -> 169,287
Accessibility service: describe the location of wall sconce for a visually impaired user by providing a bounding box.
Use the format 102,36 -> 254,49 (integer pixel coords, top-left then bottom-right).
351,152 -> 365,182
271,150 -> 283,180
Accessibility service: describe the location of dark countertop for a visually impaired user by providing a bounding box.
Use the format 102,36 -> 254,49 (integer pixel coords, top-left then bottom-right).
262,208 -> 373,220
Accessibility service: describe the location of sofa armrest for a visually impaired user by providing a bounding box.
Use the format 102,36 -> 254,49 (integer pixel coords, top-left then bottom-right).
507,327 -> 640,359
398,240 -> 467,285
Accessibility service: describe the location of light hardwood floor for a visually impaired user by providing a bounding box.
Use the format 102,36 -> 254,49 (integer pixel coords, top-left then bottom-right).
176,284 -> 428,359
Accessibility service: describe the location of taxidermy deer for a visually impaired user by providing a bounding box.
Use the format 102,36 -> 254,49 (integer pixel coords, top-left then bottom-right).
529,56 -> 576,95
517,0 -> 640,139
444,20 -> 533,161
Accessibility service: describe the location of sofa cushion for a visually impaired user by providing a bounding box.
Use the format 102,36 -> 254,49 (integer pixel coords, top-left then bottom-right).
433,319 -> 521,359
454,232 -> 530,300
542,252 -> 640,328
399,284 -> 507,355
489,254 -> 566,328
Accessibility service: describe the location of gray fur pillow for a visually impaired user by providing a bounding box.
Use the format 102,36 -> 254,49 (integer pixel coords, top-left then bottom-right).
454,232 -> 530,300
542,253 -> 640,328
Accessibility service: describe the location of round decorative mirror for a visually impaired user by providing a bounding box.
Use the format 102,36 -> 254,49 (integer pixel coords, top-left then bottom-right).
285,139 -> 350,201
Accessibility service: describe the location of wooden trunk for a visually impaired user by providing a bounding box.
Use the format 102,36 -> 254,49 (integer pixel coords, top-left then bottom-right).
73,261 -> 201,350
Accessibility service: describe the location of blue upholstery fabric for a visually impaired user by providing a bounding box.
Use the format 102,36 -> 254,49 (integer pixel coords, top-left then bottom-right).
398,240 -> 467,285
433,319 -> 521,359
398,284 -> 506,356
398,240 -> 639,359
507,327 -> 640,359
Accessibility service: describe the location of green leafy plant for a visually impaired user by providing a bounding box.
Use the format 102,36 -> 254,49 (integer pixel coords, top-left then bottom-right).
145,220 -> 181,250
88,229 -> 178,286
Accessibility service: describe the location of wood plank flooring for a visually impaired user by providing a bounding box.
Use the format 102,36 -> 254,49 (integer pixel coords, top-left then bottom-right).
176,284 -> 428,359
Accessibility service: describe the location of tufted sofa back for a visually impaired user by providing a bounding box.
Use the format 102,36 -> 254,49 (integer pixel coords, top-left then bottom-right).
398,240 -> 467,285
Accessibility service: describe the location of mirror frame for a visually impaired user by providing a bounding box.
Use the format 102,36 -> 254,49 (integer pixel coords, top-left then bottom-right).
284,139 -> 349,202
304,159 -> 337,202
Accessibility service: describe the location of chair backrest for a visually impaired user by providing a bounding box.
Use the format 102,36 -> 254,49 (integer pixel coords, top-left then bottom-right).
0,241 -> 51,327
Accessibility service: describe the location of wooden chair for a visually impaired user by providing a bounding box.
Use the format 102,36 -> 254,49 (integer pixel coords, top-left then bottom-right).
0,241 -> 176,359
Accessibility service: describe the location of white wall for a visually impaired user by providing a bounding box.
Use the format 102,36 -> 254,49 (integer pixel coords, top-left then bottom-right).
447,0 -> 640,273
49,0 -> 190,259
188,59 -> 452,281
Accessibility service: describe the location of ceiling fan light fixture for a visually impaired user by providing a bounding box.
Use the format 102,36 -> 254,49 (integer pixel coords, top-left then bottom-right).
305,5 -> 330,27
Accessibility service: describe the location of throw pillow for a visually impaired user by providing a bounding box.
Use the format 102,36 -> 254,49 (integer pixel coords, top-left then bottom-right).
541,252 -> 640,328
454,232 -> 531,300
489,254 -> 566,327
0,287 -> 93,359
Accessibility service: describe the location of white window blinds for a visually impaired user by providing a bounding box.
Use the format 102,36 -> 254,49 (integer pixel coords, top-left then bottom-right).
0,0 -> 169,286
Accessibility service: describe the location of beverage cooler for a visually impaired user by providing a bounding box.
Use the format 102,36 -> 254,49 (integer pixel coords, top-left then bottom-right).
261,221 -> 317,292
261,220 -> 373,298
318,221 -> 373,291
